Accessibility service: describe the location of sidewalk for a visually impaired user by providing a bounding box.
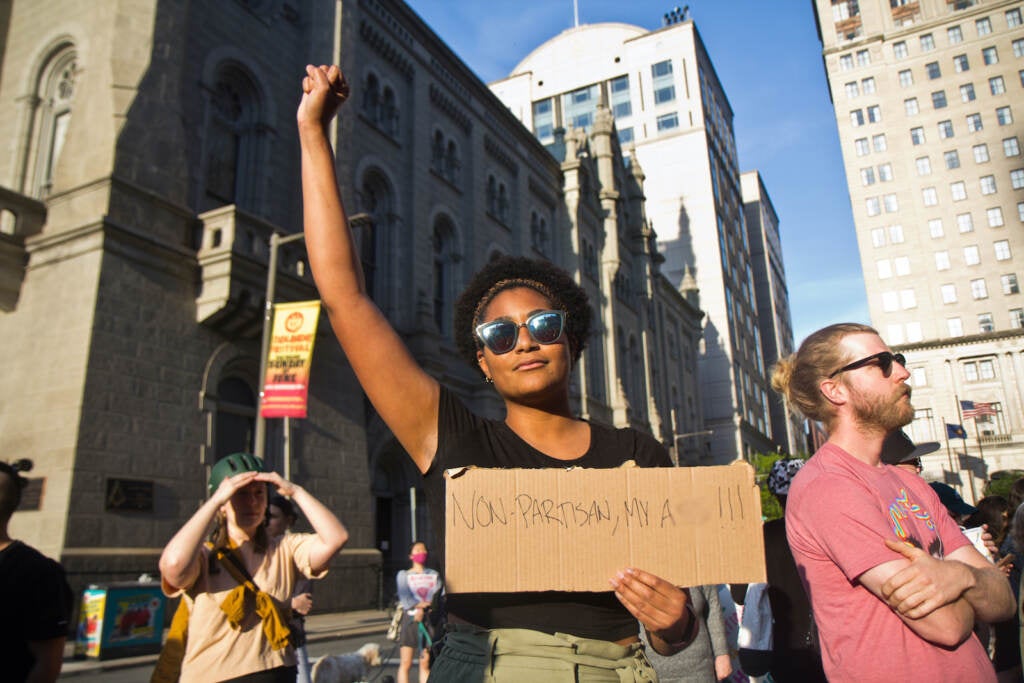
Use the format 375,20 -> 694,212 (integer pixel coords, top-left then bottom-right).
60,608 -> 391,677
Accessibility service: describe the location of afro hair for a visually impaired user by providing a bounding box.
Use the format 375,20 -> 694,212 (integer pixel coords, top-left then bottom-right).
454,256 -> 592,374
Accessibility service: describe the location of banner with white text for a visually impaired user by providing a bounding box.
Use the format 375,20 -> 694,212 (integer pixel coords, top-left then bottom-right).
260,300 -> 321,418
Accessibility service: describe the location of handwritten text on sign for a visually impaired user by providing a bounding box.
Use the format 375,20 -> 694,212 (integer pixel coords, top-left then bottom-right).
444,465 -> 764,593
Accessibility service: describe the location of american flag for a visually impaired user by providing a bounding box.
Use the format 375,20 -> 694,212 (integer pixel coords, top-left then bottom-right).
961,400 -> 997,418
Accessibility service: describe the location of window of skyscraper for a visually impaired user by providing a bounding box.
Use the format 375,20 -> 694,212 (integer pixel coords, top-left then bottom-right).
618,127 -> 633,145
867,105 -> 881,123
1014,39 -> 1024,58
945,149 -> 960,168
923,187 -> 938,206
562,84 -> 598,131
839,54 -> 854,71
948,317 -> 964,337
958,212 -> 974,232
916,156 -> 932,175
861,77 -> 876,94
990,76 -> 1006,95
997,107 -> 1013,126
911,127 -> 925,145
1011,308 -> 1024,328
977,17 -> 992,36
1003,274 -> 1020,295
953,54 -> 970,72
857,49 -> 871,66
967,113 -> 983,132
656,111 -> 679,133
900,288 -> 916,308
971,279 -> 989,300
981,175 -> 997,194
651,60 -> 676,105
879,163 -> 893,181
884,193 -> 899,213
845,81 -> 859,98
978,313 -> 994,333
938,120 -> 954,138
1007,9 -> 1022,28
850,109 -> 864,126
866,196 -> 881,216
936,251 -> 951,270
872,227 -> 886,246
982,47 -> 998,65
987,207 -> 1004,226
532,98 -> 554,142
965,245 -> 981,265
933,91 -> 948,109
899,69 -> 914,87
960,83 -> 976,102
609,75 -> 632,120
929,218 -> 944,237
974,144 -> 990,163
942,284 -> 958,303
926,62 -> 941,79
861,167 -> 876,185
877,259 -> 893,278
951,181 -> 968,201
893,42 -> 909,59
894,256 -> 910,275
1012,168 -> 1024,189
855,137 -> 870,155
1004,137 -> 1020,156
873,134 -> 888,151
920,34 -> 935,51
948,26 -> 964,44
890,224 -> 905,243
905,97 -> 920,116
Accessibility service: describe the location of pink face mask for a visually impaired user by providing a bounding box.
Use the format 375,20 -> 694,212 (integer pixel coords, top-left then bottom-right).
411,552 -> 428,564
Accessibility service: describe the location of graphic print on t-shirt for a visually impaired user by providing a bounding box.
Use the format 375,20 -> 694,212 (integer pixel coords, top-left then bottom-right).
407,572 -> 439,603
888,487 -> 943,557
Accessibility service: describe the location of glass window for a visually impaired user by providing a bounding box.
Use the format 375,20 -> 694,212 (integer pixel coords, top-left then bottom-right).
964,362 -> 979,381
894,256 -> 911,275
1008,9 -> 1023,28
855,137 -> 870,156
995,240 -> 1012,260
971,278 -> 989,299
923,187 -> 939,206
1012,308 -> 1024,328
988,207 -> 1004,226
961,83 -> 976,102
921,34 -> 935,51
872,227 -> 886,247
942,283 -> 958,303
949,26 -> 963,44
938,120 -> 954,138
889,224 -> 904,243
1003,137 -> 1020,156
997,107 -> 1013,126
532,98 -> 554,142
884,193 -> 899,213
656,111 -> 679,132
873,134 -> 888,152
850,109 -> 865,126
958,213 -> 974,232
990,76 -> 1006,95
857,49 -> 870,66
954,54 -> 970,72
893,42 -> 908,59
977,17 -> 993,36
866,196 -> 881,216
905,97 -> 920,116
948,317 -> 964,337
861,167 -> 876,185
1019,202 -> 1024,222
967,113 -> 983,132
877,259 -> 893,279
911,127 -> 925,145
965,245 -> 981,265
916,156 -> 932,175
879,163 -> 893,181
562,84 -> 599,131
867,105 -> 881,123
973,144 -> 990,163
618,127 -> 633,144
899,69 -> 914,87
980,175 -> 997,194
839,54 -> 854,71
911,366 -> 927,386
936,251 -> 951,270
926,62 -> 942,79
845,81 -> 859,98
651,60 -> 676,105
1015,38 -> 1024,58
1012,168 -> 1024,188
932,91 -> 948,109
1002,273 -> 1020,294
952,180 -> 967,200
979,359 -> 995,379
862,77 -> 876,94
979,313 -> 995,333
929,218 -> 944,237
983,47 -> 998,65
882,291 -> 899,312
945,150 -> 961,168
901,289 -> 917,309
609,75 -> 632,119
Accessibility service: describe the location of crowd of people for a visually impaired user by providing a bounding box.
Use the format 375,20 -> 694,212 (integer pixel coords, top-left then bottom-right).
6,63 -> 1024,683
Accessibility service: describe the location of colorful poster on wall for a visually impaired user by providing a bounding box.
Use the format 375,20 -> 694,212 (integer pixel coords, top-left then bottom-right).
261,300 -> 321,418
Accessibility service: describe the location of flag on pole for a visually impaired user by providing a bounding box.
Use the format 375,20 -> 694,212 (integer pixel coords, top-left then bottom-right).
960,400 -> 996,418
946,423 -> 967,439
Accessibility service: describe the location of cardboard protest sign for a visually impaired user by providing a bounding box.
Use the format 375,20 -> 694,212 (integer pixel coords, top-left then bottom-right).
444,462 -> 765,593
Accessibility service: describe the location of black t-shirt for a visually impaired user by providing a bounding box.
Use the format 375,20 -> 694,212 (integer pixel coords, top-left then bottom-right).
0,541 -> 73,681
423,387 -> 672,641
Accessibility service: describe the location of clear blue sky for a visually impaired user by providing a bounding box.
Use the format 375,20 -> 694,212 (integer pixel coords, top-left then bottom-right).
406,0 -> 871,345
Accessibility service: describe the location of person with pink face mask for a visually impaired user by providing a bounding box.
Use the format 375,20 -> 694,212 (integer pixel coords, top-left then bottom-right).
395,541 -> 442,683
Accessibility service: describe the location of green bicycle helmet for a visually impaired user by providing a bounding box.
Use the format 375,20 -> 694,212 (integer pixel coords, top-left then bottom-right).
208,452 -> 266,494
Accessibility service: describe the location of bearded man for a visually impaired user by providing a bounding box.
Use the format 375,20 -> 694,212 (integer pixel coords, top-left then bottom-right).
770,323 -> 1013,683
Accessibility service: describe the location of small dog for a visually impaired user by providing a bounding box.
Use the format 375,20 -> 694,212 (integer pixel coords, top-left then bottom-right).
310,642 -> 382,683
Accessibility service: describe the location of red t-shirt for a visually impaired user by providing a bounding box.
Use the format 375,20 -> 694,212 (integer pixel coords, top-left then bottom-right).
786,443 -> 994,683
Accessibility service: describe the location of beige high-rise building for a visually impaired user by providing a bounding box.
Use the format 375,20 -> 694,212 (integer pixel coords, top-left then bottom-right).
813,0 -> 1024,495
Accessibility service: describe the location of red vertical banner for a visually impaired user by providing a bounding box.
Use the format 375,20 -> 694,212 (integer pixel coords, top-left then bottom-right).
260,300 -> 321,418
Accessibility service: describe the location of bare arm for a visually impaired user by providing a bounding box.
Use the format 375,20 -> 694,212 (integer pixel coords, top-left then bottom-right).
610,568 -> 694,656
298,64 -> 439,473
259,472 -> 348,573
158,471 -> 259,590
927,544 -> 1014,623
25,638 -> 64,683
858,541 -> 975,647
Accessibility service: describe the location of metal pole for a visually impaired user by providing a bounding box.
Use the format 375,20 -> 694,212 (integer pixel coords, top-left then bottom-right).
255,232 -> 306,461
410,486 -> 417,542
283,417 -> 291,482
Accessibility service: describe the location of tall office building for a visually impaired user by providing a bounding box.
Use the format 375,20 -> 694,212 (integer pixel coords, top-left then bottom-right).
813,0 -> 1024,492
491,18 -> 790,462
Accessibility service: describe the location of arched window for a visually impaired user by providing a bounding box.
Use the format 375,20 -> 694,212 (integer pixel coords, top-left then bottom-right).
433,216 -> 456,337
363,73 -> 380,121
214,376 -> 256,459
586,305 -> 606,402
26,44 -> 78,198
358,171 -> 394,303
381,87 -> 398,136
629,335 -> 644,417
203,66 -> 262,212
432,131 -> 445,174
498,183 -> 509,222
486,176 -> 498,215
445,140 -> 460,184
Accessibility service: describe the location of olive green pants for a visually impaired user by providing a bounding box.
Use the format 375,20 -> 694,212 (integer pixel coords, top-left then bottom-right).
429,626 -> 658,682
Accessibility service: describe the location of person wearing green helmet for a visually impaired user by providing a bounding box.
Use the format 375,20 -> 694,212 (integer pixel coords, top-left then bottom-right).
158,453 -> 348,683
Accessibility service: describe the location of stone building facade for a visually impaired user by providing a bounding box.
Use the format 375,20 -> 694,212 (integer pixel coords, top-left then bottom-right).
0,0 -> 703,609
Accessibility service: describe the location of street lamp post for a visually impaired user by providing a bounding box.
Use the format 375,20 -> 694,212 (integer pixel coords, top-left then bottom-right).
674,429 -> 713,466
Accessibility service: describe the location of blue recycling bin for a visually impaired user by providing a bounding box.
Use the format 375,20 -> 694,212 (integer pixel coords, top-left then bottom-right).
74,581 -> 168,660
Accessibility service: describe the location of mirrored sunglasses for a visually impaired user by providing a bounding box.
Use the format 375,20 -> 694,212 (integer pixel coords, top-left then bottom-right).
828,351 -> 906,379
475,310 -> 565,355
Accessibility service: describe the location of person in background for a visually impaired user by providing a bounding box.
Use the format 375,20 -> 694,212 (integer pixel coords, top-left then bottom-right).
641,584 -> 731,682
773,323 -> 1014,682
966,497 -> 1012,552
396,541 -> 442,683
880,429 -> 940,476
0,459 -> 72,683
298,63 -> 694,681
159,453 -> 348,683
930,481 -> 979,526
266,494 -> 314,683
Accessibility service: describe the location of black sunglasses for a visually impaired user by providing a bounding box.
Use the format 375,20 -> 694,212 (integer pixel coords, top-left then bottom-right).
475,310 -> 565,355
828,351 -> 906,378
